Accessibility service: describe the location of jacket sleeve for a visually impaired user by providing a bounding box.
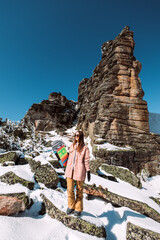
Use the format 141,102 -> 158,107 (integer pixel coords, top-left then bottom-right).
84,146 -> 90,171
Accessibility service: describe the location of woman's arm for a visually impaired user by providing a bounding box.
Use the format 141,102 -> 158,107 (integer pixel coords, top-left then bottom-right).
84,146 -> 90,172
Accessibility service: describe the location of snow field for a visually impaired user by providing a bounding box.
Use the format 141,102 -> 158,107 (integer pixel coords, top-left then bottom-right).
0,129 -> 160,239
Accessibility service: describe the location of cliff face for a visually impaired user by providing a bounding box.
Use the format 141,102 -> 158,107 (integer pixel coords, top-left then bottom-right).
26,92 -> 77,132
77,26 -> 160,175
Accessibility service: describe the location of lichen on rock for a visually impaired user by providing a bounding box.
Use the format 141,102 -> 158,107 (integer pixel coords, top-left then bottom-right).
100,164 -> 141,188
89,159 -> 118,182
0,151 -> 19,165
41,194 -> 106,238
0,171 -> 34,190
126,222 -> 160,240
28,159 -> 59,189
49,159 -> 61,169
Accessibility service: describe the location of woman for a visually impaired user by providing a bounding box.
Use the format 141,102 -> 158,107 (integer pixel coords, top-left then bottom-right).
65,130 -> 91,216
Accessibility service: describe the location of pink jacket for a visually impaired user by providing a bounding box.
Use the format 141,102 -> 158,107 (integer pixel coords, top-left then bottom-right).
65,144 -> 90,181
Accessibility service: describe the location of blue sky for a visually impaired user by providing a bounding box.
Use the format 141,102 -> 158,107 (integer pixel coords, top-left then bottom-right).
0,0 -> 160,121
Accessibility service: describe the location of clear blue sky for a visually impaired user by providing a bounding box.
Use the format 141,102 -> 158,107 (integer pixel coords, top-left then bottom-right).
0,0 -> 160,121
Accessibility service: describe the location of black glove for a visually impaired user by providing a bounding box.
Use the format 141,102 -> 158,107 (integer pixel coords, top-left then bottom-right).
87,171 -> 91,182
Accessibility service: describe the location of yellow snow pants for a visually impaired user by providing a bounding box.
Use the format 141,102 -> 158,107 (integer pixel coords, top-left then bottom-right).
67,177 -> 83,212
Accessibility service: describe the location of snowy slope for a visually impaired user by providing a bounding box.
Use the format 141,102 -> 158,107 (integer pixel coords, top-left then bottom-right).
0,128 -> 160,240
0,166 -> 160,240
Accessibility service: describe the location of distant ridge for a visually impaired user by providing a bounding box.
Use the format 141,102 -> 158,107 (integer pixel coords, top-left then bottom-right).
149,112 -> 160,134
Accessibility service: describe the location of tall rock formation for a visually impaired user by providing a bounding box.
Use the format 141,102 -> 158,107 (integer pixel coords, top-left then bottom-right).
77,26 -> 160,175
26,92 -> 77,132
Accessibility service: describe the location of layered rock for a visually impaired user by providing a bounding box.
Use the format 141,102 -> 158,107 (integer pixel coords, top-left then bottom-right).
77,26 -> 160,175
26,92 -> 77,132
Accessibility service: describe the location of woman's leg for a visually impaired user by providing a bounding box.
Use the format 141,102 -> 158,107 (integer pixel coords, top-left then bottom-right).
75,181 -> 83,212
67,177 -> 75,209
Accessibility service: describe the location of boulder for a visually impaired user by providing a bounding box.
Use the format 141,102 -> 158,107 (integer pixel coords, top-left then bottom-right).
0,192 -> 30,216
49,159 -> 62,169
126,222 -> 160,240
89,159 -> 118,182
0,171 -> 35,190
28,159 -> 59,189
41,194 -> 106,238
0,151 -> 19,165
83,184 -> 160,223
100,164 -> 141,188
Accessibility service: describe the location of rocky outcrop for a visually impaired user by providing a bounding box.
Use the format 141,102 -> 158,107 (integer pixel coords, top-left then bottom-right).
26,92 -> 77,132
78,26 -> 148,142
0,119 -> 32,151
41,194 -> 106,238
83,184 -> 160,223
0,171 -> 34,190
100,164 -> 141,188
0,193 -> 30,216
126,222 -> 160,240
28,159 -> 59,189
77,26 -> 160,175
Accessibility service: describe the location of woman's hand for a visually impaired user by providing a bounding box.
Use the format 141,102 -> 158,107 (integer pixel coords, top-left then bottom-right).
87,171 -> 91,182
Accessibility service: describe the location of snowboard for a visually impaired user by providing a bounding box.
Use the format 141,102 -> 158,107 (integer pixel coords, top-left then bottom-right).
52,140 -> 68,167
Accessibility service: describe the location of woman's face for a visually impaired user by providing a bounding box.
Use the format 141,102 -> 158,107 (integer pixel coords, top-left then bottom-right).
75,132 -> 80,142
